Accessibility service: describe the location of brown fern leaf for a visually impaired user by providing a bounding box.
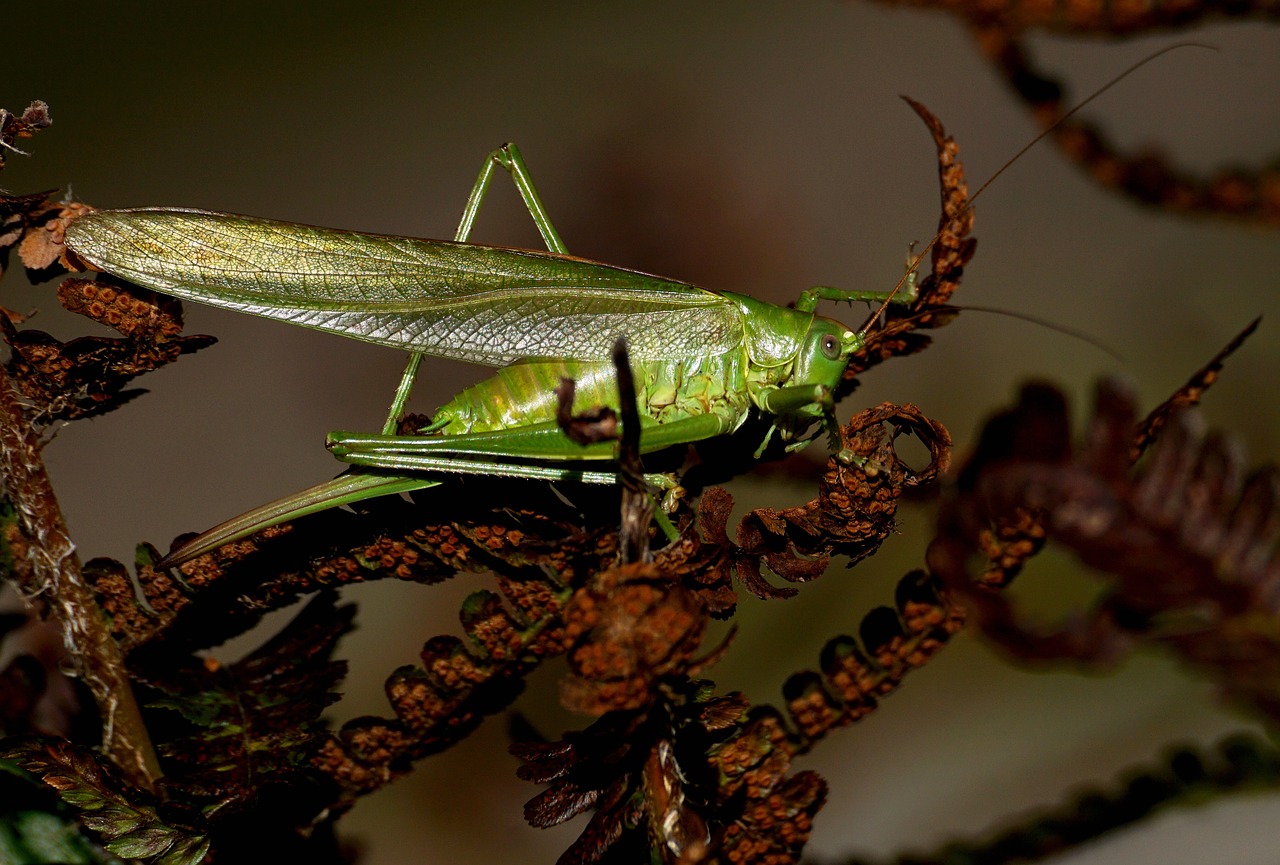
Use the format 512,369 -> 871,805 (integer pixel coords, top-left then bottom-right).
307,586 -> 562,803
1133,317 -> 1261,460
845,99 -> 974,389
783,569 -> 964,744
2,199 -> 216,427
709,707 -> 827,864
932,377 -> 1280,721
704,404 -> 950,600
0,102 -> 51,171
112,484 -> 621,652
512,696 -> 718,864
512,560 -> 820,863
111,469 -> 741,656
515,682 -> 823,865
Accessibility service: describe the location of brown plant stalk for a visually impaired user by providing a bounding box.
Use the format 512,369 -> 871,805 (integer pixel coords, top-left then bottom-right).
0,362 -> 160,786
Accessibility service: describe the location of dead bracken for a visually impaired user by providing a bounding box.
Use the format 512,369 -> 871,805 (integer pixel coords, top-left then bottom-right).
2,80 -> 1278,865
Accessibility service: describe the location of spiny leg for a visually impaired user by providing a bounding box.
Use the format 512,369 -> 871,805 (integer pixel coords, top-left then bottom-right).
329,410 -> 736,464
457,142 -> 568,255
382,143 -> 570,432
167,146 -> 579,567
794,240 -> 925,315
793,277 -> 919,314
333,452 -> 624,485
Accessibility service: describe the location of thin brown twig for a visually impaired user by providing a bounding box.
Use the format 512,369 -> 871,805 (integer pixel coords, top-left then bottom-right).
612,337 -> 653,565
0,363 -> 160,787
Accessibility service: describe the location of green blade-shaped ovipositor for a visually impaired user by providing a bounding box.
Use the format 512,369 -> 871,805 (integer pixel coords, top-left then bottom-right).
155,470 -> 443,567
65,208 -> 744,366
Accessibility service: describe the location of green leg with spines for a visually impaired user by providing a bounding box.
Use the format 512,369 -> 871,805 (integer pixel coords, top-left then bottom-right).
329,410 -> 734,463
163,144 -> 679,566
382,143 -> 569,432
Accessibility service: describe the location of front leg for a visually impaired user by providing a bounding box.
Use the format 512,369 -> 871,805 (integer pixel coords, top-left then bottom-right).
793,270 -> 920,315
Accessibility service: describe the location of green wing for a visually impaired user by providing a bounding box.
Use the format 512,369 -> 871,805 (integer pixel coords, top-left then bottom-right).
65,208 -> 743,365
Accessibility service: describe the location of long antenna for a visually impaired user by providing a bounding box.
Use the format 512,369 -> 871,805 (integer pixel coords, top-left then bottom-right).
857,42 -> 1214,337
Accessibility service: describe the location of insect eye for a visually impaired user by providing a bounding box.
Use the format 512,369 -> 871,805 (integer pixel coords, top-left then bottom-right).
820,333 -> 841,360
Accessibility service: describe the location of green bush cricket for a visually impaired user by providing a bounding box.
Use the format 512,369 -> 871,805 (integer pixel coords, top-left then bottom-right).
65,143 -> 919,566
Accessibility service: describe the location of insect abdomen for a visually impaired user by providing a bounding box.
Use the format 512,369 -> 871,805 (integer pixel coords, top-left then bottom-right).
431,352 -> 751,437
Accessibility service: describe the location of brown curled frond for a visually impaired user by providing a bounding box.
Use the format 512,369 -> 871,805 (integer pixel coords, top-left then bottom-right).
701,404 -> 950,600
931,376 -> 1280,722
782,568 -> 965,747
843,99 -> 975,391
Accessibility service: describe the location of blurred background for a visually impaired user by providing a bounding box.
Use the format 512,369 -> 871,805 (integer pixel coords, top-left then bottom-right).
3,2 -> 1279,862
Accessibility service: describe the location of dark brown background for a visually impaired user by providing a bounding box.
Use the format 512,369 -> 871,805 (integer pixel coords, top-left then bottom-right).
3,3 -> 1279,862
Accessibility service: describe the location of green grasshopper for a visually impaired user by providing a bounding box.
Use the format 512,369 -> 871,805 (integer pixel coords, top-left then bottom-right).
65,144 -> 917,566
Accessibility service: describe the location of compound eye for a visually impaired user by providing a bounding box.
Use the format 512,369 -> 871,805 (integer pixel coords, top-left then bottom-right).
820,332 -> 841,361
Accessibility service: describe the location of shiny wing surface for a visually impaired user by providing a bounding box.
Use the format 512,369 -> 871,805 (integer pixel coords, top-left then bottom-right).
66,208 -> 743,365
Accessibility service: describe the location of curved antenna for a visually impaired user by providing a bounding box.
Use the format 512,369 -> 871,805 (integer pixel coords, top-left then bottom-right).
857,42 -> 1216,338
892,303 -> 1125,362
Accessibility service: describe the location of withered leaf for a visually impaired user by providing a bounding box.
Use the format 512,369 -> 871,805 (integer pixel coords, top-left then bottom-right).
1133,317 -> 1261,461
876,733 -> 1280,865
0,190 -> 61,279
842,98 -> 975,390
127,593 -> 353,809
710,403 -> 951,600
0,102 -> 52,170
933,376 -> 1280,722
